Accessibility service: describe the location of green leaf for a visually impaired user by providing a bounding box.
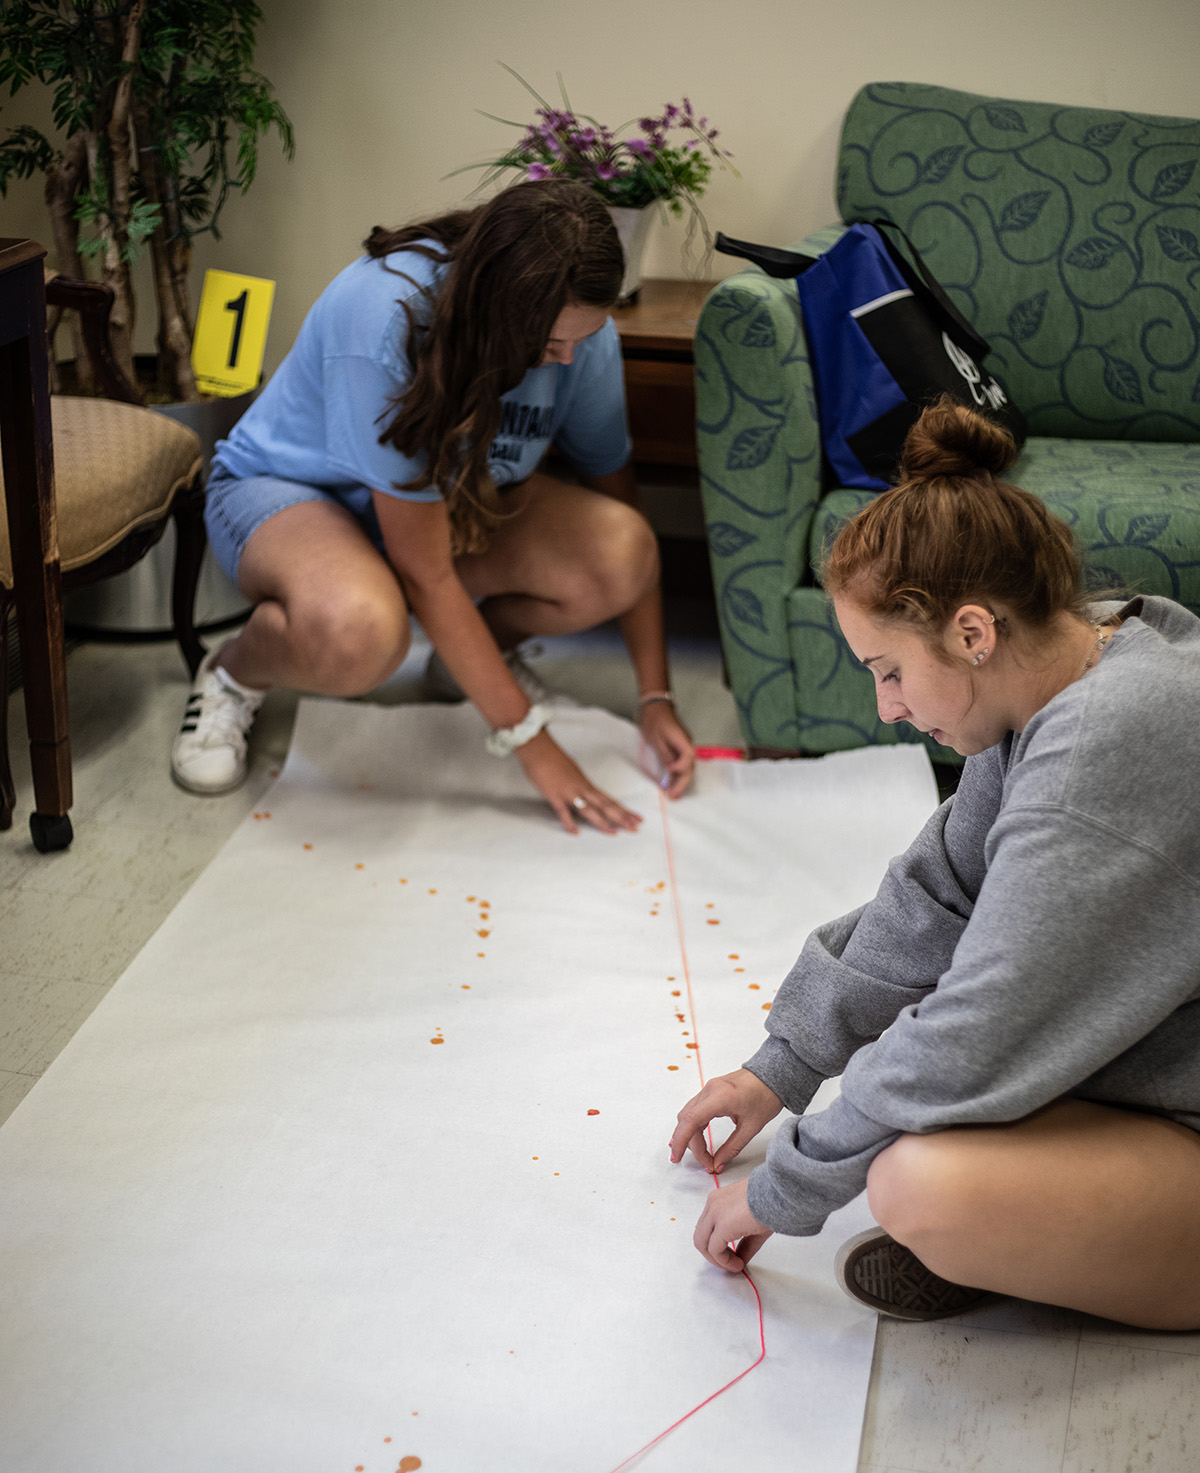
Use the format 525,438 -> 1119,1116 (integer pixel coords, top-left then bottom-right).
1157,224 -> 1200,264
741,310 -> 776,348
1065,236 -> 1117,270
726,423 -> 779,470
1103,355 -> 1144,405
1126,513 -> 1169,545
1084,120 -> 1124,148
918,145 -> 963,185
983,105 -> 1026,133
998,190 -> 1050,231
1151,160 -> 1195,201
707,522 -> 757,557
1007,290 -> 1047,341
727,586 -> 768,633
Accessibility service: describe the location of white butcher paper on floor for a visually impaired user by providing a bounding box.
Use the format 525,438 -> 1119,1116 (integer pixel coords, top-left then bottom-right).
0,700 -> 938,1473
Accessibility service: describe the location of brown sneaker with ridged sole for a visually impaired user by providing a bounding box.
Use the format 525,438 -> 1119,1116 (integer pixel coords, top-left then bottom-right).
835,1228 -> 998,1321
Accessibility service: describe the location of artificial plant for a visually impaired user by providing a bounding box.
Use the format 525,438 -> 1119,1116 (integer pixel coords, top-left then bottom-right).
0,0 -> 293,401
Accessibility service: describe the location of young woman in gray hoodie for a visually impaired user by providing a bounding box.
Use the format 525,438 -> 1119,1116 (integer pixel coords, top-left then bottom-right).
671,397 -> 1200,1330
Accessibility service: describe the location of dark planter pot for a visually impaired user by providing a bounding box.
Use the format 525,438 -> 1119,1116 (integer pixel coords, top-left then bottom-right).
65,361 -> 257,636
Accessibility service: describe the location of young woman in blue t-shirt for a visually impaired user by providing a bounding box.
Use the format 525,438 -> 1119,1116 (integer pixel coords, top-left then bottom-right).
172,180 -> 695,832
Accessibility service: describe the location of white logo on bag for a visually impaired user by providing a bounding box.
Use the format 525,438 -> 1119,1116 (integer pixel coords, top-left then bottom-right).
942,331 -> 1008,410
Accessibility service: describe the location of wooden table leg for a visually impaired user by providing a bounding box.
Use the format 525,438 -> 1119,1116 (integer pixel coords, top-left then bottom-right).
0,243 -> 73,850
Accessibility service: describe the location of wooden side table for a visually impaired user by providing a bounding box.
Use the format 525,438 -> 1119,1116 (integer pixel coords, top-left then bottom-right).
0,238 -> 73,850
611,277 -> 716,468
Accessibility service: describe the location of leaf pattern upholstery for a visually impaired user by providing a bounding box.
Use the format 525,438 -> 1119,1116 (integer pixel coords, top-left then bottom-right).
697,84 -> 1200,756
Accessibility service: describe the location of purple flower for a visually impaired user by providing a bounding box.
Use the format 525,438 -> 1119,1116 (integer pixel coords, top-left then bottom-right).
595,162 -> 618,180
526,162 -> 552,180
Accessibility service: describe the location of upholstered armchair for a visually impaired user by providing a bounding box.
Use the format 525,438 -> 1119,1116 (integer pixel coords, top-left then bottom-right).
696,83 -> 1200,756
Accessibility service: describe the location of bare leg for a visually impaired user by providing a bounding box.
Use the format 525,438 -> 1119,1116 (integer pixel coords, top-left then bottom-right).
867,1099 -> 1200,1330
218,501 -> 411,696
454,472 -> 659,650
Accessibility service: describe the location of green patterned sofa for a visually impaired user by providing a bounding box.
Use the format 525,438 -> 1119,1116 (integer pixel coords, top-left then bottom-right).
696,82 -> 1200,757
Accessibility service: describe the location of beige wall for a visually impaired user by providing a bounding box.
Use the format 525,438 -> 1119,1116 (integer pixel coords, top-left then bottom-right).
3,0 -> 1198,372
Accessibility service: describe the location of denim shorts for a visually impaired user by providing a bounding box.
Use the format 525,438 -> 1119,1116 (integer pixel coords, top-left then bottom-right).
204,466 -> 385,584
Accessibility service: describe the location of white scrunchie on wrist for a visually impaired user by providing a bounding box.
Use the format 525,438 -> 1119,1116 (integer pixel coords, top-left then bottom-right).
485,702 -> 551,757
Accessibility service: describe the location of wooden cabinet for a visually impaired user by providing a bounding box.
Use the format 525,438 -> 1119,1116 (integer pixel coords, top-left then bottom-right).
612,278 -> 716,469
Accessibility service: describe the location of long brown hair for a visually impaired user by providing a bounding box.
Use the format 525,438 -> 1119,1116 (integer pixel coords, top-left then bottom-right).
823,397 -> 1094,648
363,180 -> 623,554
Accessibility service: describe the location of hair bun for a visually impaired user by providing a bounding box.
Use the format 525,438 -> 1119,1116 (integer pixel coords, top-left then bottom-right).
898,395 -> 1017,482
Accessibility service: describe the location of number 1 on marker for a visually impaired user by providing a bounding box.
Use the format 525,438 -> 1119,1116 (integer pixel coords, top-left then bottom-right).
192,270 -> 275,396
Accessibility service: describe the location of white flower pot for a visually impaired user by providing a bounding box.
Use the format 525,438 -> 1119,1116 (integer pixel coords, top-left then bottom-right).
607,205 -> 657,304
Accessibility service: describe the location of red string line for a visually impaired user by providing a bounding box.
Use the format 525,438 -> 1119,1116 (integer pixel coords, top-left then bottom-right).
603,791 -> 768,1472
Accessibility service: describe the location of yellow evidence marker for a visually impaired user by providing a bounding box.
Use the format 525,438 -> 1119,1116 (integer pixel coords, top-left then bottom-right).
191,269 -> 276,396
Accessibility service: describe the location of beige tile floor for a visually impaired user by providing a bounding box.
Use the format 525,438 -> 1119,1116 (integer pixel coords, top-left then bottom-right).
2,622 -> 1197,1473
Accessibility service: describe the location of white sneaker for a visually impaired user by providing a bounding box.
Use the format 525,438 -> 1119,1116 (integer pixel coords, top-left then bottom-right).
171,650 -> 266,795
423,645 -> 550,704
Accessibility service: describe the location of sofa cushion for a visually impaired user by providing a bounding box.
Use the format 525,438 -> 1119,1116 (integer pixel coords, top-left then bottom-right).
1013,438 -> 1200,609
838,83 -> 1200,442
806,439 -> 1200,613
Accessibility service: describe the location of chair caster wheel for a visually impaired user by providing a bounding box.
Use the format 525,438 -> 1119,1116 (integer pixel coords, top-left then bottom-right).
30,811 -> 73,852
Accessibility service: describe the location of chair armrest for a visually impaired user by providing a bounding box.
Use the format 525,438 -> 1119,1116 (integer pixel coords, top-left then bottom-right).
44,274 -> 142,405
695,224 -> 846,748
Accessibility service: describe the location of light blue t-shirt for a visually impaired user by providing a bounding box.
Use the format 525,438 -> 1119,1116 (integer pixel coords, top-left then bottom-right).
214,247 -> 632,506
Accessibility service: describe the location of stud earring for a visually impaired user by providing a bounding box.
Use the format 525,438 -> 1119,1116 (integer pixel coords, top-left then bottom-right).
972,648 -> 990,666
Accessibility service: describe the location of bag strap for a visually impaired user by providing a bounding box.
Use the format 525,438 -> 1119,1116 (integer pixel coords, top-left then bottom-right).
869,219 -> 990,359
714,231 -> 819,278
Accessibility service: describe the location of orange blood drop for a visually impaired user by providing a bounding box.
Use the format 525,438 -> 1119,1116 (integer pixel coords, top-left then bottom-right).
671,990 -> 680,997
762,1002 -> 771,1010
477,952 -> 485,958
587,1108 -> 600,1116
667,976 -> 675,981
686,1042 -> 699,1049
729,953 -> 739,959
748,983 -> 760,990
466,895 -> 476,902
430,1037 -> 444,1045
429,888 -> 437,894
461,984 -> 470,990
400,878 -> 408,884
399,1459 -> 422,1472
476,928 -> 490,938
734,967 -> 745,973
667,1065 -> 679,1071
706,919 -> 720,925
355,863 -> 364,870
706,903 -> 715,909
263,812 -> 271,819
532,1156 -> 538,1160
303,843 -> 313,851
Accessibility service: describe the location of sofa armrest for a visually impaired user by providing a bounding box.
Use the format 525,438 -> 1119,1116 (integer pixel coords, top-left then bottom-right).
695,224 -> 845,748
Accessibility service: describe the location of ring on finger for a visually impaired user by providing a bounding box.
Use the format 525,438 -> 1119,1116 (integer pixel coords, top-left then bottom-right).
571,796 -> 588,811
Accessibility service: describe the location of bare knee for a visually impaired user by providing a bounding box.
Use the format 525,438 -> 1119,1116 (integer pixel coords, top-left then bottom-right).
867,1132 -> 978,1260
579,502 -> 658,619
290,590 -> 409,694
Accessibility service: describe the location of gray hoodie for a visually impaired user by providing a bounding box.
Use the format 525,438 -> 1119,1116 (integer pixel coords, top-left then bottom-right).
744,596 -> 1200,1237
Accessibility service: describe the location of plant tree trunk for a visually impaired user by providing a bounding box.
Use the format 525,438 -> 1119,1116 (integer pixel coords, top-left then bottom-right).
136,99 -> 199,402
97,0 -> 147,396
43,129 -> 94,394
